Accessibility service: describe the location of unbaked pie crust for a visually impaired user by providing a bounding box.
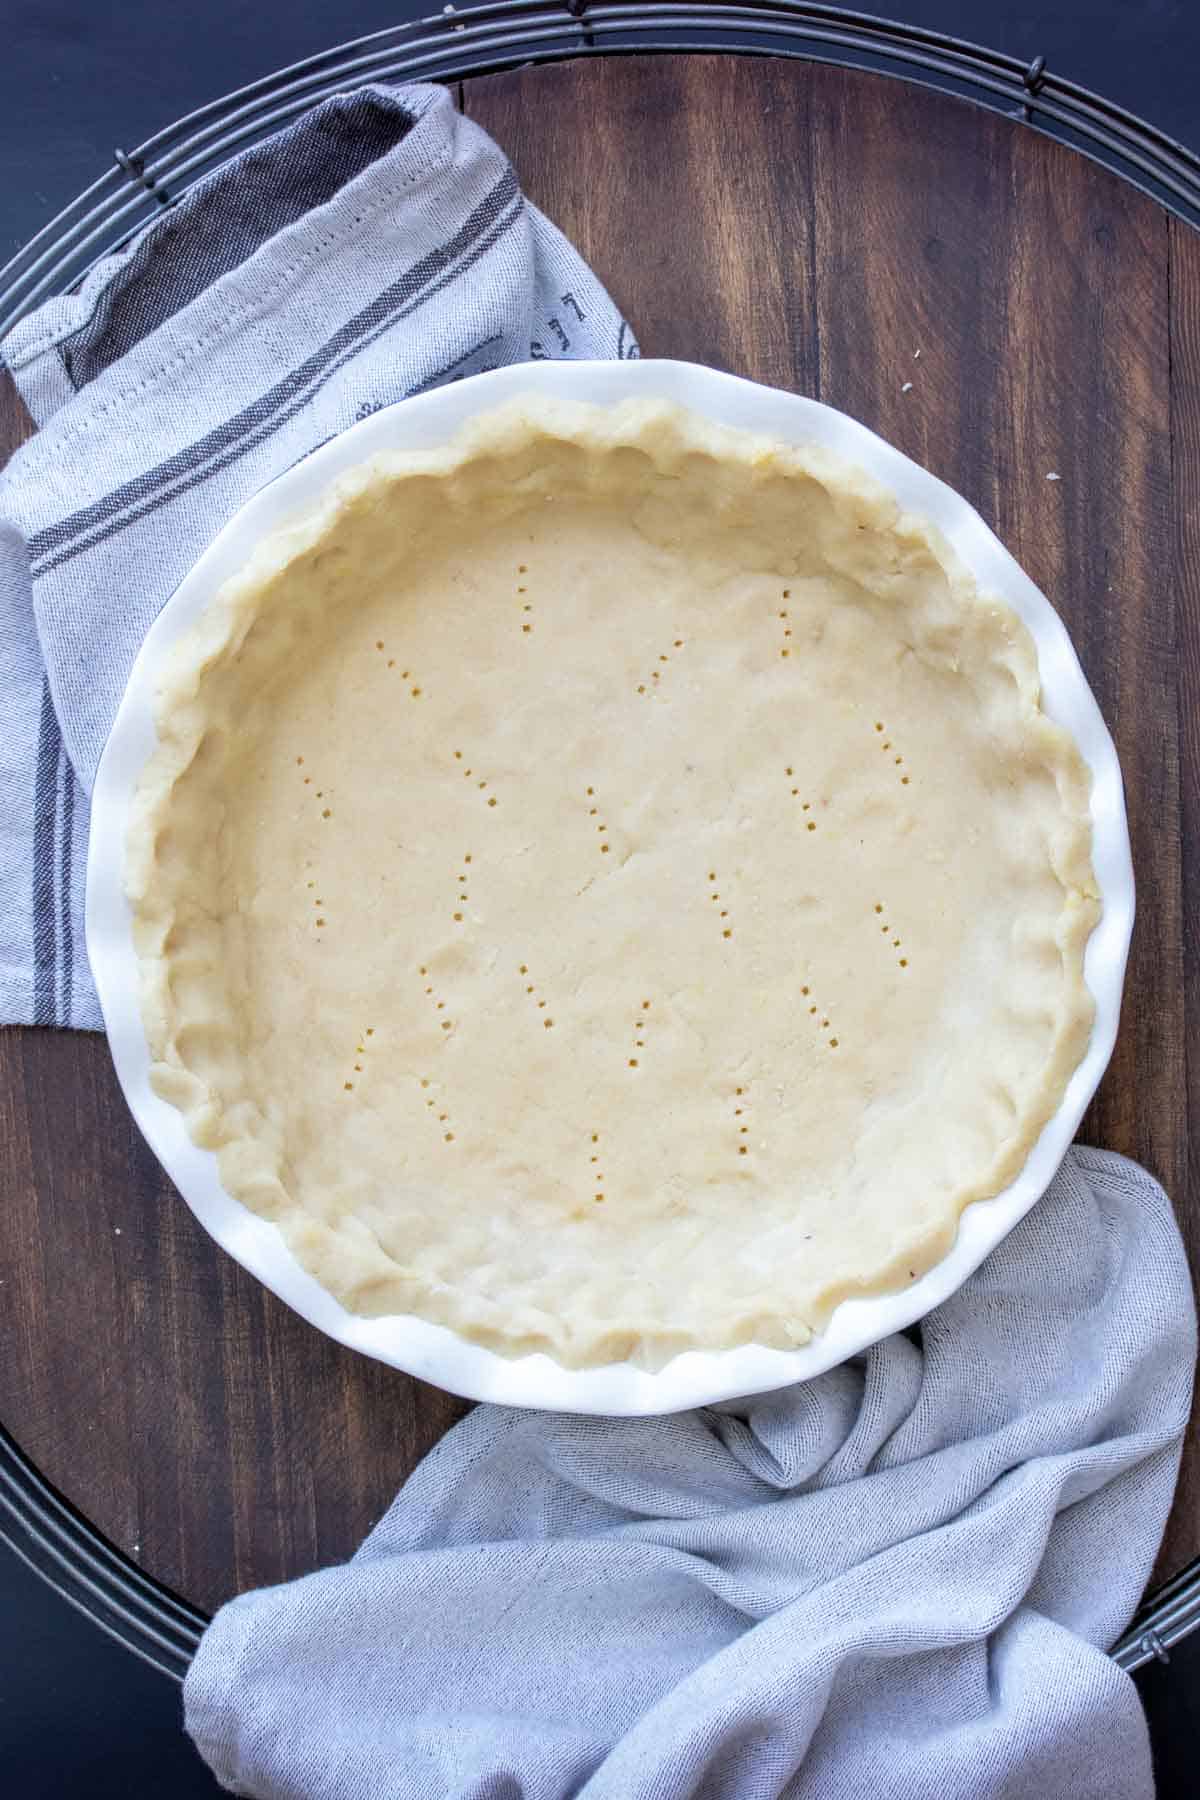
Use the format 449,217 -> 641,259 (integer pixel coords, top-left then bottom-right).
127,398 -> 1100,1367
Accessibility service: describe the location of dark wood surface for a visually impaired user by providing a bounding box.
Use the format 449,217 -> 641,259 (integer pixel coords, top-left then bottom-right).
0,55 -> 1196,1615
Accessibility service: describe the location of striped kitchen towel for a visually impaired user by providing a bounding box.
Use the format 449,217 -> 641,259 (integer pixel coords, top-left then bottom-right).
0,81 -> 636,1029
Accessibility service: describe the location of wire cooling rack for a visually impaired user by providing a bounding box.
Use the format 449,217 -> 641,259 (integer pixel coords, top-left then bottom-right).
4,0 -> 1200,339
1,0 -> 1197,1679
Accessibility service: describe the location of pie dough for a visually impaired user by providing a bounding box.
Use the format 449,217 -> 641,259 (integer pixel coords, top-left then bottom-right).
127,397 -> 1100,1368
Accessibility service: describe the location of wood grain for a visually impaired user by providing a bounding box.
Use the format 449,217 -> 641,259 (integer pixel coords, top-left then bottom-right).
0,1019 -> 468,1613
0,54 -> 1195,1613
1164,211 -> 1200,1581
802,68 -> 1181,1190
0,369 -> 32,457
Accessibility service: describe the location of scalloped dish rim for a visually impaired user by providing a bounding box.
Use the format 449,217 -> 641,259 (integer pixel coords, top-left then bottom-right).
85,359 -> 1134,1415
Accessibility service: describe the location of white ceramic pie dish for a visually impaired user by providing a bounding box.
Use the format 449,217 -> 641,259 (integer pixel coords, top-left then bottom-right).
86,359 -> 1134,1415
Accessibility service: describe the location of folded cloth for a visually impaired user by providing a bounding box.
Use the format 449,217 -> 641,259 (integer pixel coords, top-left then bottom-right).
185,1150 -> 1195,1800
0,80 -> 635,1029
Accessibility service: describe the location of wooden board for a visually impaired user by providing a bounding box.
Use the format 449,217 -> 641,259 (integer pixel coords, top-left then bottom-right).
0,54 -> 1195,1615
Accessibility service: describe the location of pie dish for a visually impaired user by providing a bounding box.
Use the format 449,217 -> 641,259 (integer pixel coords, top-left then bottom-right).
88,360 -> 1134,1411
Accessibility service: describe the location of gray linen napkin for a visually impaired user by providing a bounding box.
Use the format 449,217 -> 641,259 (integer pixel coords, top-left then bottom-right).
185,1150 -> 1195,1800
0,80 -> 635,1029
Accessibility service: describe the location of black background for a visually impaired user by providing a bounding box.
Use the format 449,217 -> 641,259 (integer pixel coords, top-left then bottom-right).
3,0 -> 1200,264
1,2 -> 1199,1794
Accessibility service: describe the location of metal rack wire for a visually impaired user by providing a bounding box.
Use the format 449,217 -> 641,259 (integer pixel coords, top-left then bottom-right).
0,1426 -> 203,1679
1113,1557 -> 1200,1674
4,0 -> 1200,342
1,0 -> 1198,1678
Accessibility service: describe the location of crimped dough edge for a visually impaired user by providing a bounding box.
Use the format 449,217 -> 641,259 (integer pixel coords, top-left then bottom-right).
126,397 -> 1100,1368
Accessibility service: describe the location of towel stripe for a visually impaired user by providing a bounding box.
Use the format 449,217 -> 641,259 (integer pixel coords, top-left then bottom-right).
28,168 -> 521,577
58,755 -> 75,1024
31,679 -> 60,1026
59,93 -> 424,390
31,190 -> 523,580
